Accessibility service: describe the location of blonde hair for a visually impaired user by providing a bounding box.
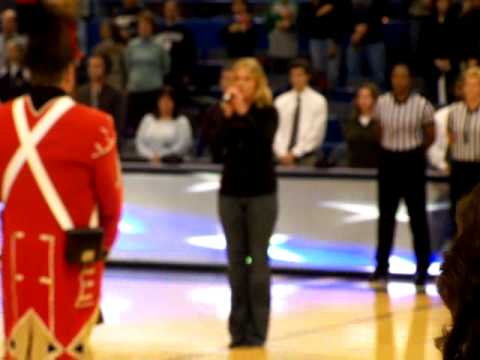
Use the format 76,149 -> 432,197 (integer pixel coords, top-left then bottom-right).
463,66 -> 480,83
233,58 -> 273,108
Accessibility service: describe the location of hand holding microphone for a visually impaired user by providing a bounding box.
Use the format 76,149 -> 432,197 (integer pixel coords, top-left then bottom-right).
222,86 -> 249,117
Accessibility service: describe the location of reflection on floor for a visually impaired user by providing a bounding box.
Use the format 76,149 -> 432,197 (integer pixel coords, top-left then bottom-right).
85,270 -> 450,359
114,203 -> 443,276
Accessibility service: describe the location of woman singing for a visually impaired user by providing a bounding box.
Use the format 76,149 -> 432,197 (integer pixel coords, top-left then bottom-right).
216,58 -> 278,348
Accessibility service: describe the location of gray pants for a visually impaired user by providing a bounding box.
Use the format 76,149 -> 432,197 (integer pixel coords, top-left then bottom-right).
219,194 -> 278,344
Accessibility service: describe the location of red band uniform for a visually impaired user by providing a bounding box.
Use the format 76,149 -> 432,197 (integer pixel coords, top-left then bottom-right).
0,90 -> 123,358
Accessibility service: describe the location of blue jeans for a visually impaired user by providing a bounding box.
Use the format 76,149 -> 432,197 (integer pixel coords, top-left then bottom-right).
309,38 -> 340,89
347,42 -> 386,89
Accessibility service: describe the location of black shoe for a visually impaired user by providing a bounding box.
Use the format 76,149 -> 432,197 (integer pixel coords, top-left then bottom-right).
229,339 -> 246,349
369,269 -> 388,291
244,338 -> 265,348
415,272 -> 428,293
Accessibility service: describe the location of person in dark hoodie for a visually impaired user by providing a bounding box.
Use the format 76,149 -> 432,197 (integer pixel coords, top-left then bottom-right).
156,0 -> 197,103
299,0 -> 349,90
418,0 -> 460,105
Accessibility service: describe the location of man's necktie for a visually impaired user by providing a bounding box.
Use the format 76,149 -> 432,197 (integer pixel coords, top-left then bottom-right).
288,95 -> 301,151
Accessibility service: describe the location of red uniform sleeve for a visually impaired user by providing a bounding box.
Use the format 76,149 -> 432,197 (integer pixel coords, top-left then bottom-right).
91,117 -> 123,252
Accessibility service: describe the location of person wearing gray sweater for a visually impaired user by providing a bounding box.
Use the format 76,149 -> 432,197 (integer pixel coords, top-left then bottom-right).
125,11 -> 171,136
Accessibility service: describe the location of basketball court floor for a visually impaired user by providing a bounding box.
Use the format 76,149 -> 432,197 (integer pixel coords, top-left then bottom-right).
85,270 -> 448,359
83,171 -> 450,359
0,171 -> 451,358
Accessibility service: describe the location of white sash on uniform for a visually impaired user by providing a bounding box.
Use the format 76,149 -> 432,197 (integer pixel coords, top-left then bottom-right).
1,96 -> 98,230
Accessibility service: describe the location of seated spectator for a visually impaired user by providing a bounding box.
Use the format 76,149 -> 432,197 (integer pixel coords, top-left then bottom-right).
76,54 -> 125,147
343,83 -> 380,168
222,0 -> 258,58
0,9 -> 19,68
113,0 -> 144,44
93,19 -> 126,90
199,65 -> 236,162
156,0 -> 197,101
274,59 -> 328,166
136,86 -> 193,163
126,11 -> 171,136
300,0 -> 347,91
418,0 -> 460,106
346,0 -> 388,89
0,39 -> 29,102
266,0 -> 298,72
437,184 -> 480,360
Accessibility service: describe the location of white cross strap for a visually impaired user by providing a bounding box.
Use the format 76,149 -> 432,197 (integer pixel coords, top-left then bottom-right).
2,96 -> 75,203
2,96 -> 98,231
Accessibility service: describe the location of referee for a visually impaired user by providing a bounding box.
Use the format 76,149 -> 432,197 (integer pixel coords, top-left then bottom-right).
448,67 -> 480,230
371,63 -> 435,289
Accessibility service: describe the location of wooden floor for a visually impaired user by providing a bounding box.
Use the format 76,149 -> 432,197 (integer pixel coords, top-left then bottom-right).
75,270 -> 450,360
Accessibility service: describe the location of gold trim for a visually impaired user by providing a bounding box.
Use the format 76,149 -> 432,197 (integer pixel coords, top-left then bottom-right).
10,231 -> 25,324
39,233 -> 56,332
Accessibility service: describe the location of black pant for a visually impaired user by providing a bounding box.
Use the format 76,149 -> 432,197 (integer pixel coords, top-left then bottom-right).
450,161 -> 480,228
376,148 -> 431,275
219,194 -> 278,344
126,89 -> 160,137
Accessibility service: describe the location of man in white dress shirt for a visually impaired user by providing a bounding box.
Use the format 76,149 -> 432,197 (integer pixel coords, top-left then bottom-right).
274,59 -> 328,166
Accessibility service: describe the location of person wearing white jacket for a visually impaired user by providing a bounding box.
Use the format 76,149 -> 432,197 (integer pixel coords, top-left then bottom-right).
274,59 -> 328,166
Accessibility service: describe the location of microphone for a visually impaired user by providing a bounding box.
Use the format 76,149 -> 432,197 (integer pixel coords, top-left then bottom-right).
222,92 -> 233,103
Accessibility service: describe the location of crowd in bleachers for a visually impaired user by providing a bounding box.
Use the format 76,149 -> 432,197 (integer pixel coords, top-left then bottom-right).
2,0 -> 480,167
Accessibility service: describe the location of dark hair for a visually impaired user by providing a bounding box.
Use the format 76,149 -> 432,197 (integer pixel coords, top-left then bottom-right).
164,0 -> 182,13
154,86 -> 179,118
232,0 -> 252,12
391,62 -> 414,77
138,10 -> 157,30
90,53 -> 112,76
437,185 -> 480,359
25,16 -> 75,86
289,58 -> 312,75
353,83 -> 379,119
100,19 -> 122,43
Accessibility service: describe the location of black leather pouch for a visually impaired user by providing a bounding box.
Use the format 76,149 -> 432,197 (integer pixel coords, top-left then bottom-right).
65,228 -> 104,265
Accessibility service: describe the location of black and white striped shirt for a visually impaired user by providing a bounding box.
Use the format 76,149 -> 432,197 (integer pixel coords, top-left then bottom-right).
375,93 -> 435,152
448,102 -> 480,162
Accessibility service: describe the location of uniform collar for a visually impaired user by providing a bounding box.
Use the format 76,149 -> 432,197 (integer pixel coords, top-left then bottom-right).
464,101 -> 480,114
293,87 -> 310,98
392,91 -> 412,104
29,86 -> 66,111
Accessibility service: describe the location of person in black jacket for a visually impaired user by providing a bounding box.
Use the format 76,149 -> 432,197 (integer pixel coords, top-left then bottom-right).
418,0 -> 460,105
346,0 -> 388,89
458,0 -> 480,67
76,54 -> 125,147
343,83 -> 380,168
216,58 -> 278,348
300,0 -> 348,90
157,0 -> 197,102
222,0 -> 258,58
